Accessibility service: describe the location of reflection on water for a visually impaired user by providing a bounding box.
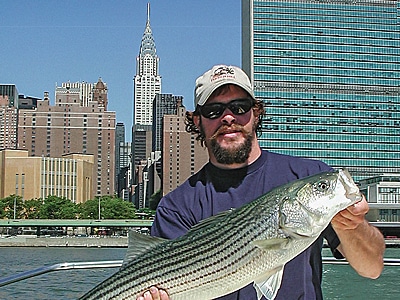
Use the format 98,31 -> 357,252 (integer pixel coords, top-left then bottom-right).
322,248 -> 399,300
0,247 -> 126,300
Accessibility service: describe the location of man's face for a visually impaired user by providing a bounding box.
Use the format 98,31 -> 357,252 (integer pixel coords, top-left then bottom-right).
194,85 -> 258,166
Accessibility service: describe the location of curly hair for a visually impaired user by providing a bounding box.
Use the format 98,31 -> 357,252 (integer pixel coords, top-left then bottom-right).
185,96 -> 266,147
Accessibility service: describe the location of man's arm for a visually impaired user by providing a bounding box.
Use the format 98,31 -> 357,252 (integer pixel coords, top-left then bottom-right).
331,196 -> 385,279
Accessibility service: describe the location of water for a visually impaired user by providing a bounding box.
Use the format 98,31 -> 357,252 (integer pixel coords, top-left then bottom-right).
0,247 -> 398,299
322,248 -> 399,300
0,247 -> 126,299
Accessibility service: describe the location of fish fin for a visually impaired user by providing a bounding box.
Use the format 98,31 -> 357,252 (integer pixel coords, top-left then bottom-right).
252,238 -> 289,250
253,267 -> 284,300
189,209 -> 235,232
122,230 -> 166,268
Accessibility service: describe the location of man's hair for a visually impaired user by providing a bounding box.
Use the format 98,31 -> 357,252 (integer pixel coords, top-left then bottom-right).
185,85 -> 266,146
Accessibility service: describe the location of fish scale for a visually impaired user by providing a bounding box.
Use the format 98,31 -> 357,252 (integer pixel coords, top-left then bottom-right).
80,169 -> 361,300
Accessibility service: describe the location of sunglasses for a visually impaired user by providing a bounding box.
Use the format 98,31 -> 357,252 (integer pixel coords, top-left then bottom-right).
199,98 -> 255,119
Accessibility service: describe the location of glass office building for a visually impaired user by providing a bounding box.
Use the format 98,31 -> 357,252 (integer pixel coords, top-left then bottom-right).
242,0 -> 400,181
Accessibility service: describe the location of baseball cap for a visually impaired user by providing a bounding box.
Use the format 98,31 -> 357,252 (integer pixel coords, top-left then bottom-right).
194,65 -> 255,107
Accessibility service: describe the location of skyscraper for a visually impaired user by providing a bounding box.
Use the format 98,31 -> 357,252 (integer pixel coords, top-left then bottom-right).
131,3 -> 161,205
242,0 -> 400,181
162,105 -> 208,195
57,81 -> 94,107
132,124 -> 152,166
152,94 -> 184,152
151,94 -> 184,193
0,84 -> 18,108
115,122 -> 126,191
18,78 -> 115,197
115,122 -> 132,200
133,3 -> 161,126
0,95 -> 18,149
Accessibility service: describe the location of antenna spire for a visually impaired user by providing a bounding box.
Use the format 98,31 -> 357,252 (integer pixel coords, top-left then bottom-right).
147,2 -> 150,23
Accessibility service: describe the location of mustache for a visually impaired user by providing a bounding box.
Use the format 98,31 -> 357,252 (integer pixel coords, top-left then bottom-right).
210,124 -> 245,140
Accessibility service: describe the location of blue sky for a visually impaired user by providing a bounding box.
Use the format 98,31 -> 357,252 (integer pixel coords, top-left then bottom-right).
0,0 -> 242,139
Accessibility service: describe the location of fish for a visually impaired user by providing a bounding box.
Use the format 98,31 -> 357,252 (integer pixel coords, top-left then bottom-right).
80,169 -> 362,300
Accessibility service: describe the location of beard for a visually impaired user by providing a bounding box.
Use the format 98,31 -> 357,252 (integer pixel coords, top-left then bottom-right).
203,123 -> 256,165
211,133 -> 253,165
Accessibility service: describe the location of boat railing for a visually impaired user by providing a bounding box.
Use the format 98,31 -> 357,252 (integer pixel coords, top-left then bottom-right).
0,260 -> 122,287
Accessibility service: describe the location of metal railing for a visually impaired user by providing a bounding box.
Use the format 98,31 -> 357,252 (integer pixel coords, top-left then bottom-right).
0,260 -> 122,287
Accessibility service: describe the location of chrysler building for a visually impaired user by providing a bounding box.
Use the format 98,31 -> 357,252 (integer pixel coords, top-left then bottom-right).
133,3 -> 161,126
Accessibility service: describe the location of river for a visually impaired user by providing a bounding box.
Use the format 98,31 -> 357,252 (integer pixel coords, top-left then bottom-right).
0,247 -> 398,299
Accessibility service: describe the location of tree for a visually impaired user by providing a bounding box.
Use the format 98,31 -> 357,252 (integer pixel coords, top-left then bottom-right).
0,195 -> 24,219
97,196 -> 136,219
1,194 -> 140,221
39,195 -> 77,219
23,198 -> 43,219
77,196 -> 136,219
77,198 -> 99,220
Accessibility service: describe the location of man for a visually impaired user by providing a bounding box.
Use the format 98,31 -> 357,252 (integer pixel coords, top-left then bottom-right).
137,65 -> 385,300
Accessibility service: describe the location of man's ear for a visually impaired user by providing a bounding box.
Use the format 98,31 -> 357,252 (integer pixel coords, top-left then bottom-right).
193,114 -> 201,128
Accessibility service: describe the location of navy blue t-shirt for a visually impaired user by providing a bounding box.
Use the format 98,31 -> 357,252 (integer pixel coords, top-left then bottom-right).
151,150 -> 341,300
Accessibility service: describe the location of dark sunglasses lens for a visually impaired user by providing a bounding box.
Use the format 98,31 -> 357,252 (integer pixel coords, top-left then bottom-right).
228,100 -> 253,115
200,104 -> 225,119
200,99 -> 254,119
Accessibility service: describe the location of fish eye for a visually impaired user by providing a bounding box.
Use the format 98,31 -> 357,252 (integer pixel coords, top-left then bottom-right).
316,180 -> 330,192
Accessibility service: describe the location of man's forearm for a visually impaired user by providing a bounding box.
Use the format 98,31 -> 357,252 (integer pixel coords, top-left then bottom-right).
335,220 -> 385,279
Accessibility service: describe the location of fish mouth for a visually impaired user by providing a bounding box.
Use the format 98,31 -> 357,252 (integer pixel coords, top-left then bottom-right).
339,169 -> 362,205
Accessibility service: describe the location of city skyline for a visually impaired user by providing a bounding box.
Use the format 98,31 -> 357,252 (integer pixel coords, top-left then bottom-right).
0,1 -> 241,139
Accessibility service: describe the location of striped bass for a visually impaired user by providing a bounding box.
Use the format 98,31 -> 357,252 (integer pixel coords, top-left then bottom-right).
80,169 -> 361,300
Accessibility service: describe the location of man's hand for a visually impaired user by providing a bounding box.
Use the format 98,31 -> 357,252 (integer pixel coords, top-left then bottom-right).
330,195 -> 385,279
136,287 -> 169,300
331,196 -> 369,230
